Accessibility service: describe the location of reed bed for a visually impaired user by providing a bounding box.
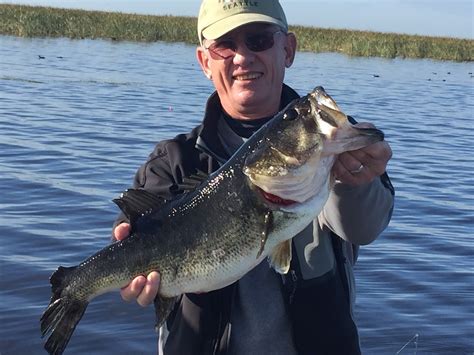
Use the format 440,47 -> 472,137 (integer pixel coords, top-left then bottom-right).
293,26 -> 473,62
0,5 -> 196,43
1,4 -> 472,62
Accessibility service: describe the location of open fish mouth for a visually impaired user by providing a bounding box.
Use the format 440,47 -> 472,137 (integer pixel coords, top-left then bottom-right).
257,187 -> 298,206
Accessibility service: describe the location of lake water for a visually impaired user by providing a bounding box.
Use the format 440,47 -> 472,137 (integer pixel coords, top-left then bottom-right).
0,35 -> 473,355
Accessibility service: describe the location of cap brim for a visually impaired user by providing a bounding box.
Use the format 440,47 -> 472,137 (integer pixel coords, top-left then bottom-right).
202,13 -> 287,41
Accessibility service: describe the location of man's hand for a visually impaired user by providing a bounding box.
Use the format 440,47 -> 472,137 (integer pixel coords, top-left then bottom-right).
332,123 -> 392,186
114,223 -> 160,307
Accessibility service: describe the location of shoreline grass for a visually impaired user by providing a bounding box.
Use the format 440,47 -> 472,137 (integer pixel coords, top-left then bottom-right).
1,4 -> 472,62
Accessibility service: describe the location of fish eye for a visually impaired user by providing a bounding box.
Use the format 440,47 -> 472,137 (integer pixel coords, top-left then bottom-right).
283,108 -> 298,121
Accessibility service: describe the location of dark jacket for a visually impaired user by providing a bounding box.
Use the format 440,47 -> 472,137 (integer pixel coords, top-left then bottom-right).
114,84 -> 394,354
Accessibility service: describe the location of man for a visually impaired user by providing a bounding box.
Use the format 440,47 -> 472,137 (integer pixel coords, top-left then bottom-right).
113,0 -> 394,353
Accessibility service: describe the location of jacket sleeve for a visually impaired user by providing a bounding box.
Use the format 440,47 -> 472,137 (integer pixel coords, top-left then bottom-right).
111,144 -> 176,239
318,174 -> 394,246
111,128 -> 211,240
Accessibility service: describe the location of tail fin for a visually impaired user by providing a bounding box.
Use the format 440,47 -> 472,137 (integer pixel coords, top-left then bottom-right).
40,266 -> 88,355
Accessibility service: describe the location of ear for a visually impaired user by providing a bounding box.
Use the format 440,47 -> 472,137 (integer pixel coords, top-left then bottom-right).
284,33 -> 297,68
196,46 -> 213,80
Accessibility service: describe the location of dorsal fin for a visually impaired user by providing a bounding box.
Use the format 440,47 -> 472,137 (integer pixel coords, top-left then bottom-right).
113,189 -> 167,225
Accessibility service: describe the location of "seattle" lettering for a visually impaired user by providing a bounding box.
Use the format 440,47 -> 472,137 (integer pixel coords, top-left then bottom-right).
222,1 -> 259,11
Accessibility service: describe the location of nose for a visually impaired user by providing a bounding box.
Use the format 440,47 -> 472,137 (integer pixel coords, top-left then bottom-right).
232,41 -> 256,66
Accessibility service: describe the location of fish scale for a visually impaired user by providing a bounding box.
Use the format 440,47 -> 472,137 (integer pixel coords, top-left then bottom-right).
40,86 -> 384,355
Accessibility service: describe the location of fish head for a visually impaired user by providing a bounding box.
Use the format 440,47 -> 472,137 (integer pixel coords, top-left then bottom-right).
243,86 -> 384,210
309,86 -> 384,155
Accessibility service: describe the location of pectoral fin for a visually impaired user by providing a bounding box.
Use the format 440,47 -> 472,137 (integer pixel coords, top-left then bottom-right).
268,239 -> 292,274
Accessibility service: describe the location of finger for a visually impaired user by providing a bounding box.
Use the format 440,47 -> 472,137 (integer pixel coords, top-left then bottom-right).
344,150 -> 370,165
137,272 -> 160,307
351,143 -> 392,176
120,275 -> 146,302
114,223 -> 131,241
345,150 -> 377,175
337,152 -> 364,173
333,157 -> 374,186
333,159 -> 357,184
351,122 -> 392,161
358,141 -> 392,162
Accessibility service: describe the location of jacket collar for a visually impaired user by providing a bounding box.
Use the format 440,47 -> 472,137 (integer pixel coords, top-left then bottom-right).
196,84 -> 300,164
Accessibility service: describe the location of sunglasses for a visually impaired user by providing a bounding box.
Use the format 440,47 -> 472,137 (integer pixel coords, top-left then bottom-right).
204,30 -> 284,60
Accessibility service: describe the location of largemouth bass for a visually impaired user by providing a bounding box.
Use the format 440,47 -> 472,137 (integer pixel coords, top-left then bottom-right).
40,86 -> 384,354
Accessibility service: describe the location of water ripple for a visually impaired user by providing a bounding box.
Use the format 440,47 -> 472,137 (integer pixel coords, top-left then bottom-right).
1,35 -> 473,354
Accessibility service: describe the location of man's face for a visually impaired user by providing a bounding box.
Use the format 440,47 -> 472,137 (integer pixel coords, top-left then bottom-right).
197,23 -> 297,120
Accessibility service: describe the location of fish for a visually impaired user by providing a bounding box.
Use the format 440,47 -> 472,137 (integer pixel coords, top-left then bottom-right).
40,86 -> 384,354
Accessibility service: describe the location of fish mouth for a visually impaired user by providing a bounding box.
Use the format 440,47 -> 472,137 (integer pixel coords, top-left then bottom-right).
245,153 -> 333,209
257,187 -> 297,206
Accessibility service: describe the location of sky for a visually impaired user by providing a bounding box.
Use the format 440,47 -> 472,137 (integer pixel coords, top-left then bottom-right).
2,0 -> 473,39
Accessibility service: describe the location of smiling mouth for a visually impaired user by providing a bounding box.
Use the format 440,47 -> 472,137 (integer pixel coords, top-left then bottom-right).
233,73 -> 262,81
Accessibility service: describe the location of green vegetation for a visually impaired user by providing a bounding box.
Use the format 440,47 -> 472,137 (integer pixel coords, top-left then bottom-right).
293,26 -> 473,62
1,4 -> 472,62
0,5 -> 196,42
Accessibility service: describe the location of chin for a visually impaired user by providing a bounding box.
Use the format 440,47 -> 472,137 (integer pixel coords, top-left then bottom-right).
235,89 -> 267,105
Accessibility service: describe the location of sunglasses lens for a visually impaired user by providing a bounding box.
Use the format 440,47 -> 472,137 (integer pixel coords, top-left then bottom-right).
207,40 -> 235,59
245,33 -> 275,52
206,31 -> 281,59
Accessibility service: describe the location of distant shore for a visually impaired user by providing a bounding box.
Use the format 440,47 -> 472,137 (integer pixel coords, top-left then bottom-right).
1,4 -> 472,62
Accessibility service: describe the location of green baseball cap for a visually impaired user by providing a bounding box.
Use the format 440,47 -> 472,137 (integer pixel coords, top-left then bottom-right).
197,0 -> 288,44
